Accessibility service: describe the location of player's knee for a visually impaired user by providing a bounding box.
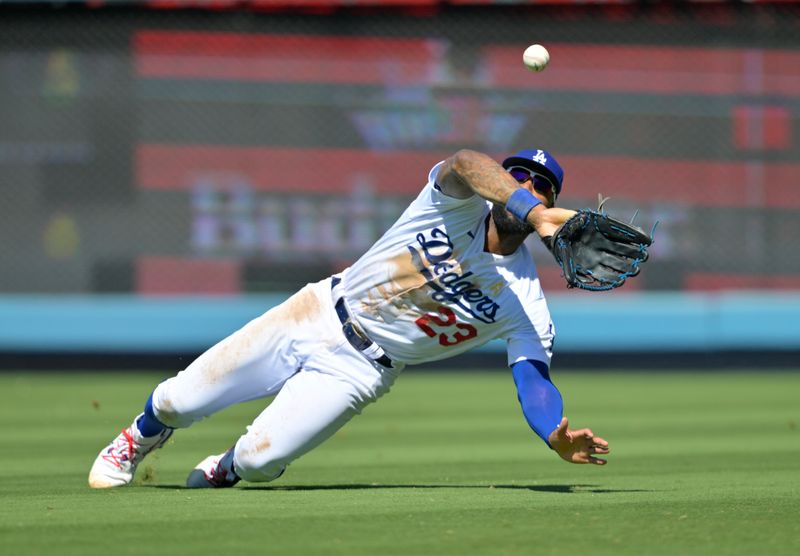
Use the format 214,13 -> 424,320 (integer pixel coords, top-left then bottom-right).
234,458 -> 286,483
151,384 -> 201,429
233,437 -> 290,483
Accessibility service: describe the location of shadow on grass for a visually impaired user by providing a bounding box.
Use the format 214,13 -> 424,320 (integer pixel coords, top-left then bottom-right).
242,483 -> 652,494
145,483 -> 652,494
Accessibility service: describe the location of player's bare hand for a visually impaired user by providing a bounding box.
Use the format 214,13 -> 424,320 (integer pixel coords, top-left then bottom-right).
547,417 -> 610,465
529,207 -> 576,238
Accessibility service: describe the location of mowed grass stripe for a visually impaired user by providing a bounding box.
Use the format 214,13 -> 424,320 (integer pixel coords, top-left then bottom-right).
0,370 -> 798,556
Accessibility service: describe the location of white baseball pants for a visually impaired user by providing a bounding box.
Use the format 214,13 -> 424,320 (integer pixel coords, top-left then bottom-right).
150,277 -> 402,482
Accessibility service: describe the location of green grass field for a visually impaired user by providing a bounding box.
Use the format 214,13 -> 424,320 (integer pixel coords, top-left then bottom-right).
1,370 -> 798,556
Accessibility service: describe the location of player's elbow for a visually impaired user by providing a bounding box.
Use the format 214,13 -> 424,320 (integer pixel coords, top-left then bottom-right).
449,149 -> 484,177
438,149 -> 485,199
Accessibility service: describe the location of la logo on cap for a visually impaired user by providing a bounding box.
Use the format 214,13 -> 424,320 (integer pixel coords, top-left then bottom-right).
532,150 -> 548,165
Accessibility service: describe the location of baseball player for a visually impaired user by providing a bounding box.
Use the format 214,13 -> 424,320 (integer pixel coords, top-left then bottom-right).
88,148 -> 614,489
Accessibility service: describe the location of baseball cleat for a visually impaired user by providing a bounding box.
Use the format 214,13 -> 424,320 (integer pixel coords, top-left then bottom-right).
88,414 -> 173,489
186,449 -> 241,488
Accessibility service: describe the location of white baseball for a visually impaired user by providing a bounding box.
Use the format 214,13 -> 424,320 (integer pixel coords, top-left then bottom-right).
523,44 -> 550,72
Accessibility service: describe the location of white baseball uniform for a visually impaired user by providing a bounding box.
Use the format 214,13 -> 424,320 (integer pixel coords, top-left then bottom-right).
151,161 -> 554,482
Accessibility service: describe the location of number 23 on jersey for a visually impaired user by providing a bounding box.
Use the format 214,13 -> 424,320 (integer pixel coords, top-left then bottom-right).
415,306 -> 478,346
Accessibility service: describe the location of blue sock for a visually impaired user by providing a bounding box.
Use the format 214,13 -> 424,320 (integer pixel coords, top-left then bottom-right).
135,392 -> 168,437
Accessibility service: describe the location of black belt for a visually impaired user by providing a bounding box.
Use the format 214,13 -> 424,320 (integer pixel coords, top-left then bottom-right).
331,277 -> 393,368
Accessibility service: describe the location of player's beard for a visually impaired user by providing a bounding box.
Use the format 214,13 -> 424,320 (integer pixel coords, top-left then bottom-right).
491,203 -> 534,237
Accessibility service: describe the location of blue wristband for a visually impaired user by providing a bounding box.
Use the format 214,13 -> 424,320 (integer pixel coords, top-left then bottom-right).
505,188 -> 542,223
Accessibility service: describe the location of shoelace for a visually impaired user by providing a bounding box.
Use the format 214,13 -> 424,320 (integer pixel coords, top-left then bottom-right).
206,461 -> 232,486
205,457 -> 240,487
101,428 -> 136,469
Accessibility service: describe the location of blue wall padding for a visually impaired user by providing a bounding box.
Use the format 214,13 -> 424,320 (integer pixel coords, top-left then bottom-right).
1,292 -> 798,352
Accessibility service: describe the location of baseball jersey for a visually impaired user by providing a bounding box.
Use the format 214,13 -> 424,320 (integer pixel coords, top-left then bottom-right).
339,161 -> 555,367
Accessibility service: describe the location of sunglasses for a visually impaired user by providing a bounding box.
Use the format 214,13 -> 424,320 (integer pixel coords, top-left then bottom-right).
507,166 -> 559,199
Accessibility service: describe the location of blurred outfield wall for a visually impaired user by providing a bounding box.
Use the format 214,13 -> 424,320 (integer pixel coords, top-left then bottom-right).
1,1 -> 799,367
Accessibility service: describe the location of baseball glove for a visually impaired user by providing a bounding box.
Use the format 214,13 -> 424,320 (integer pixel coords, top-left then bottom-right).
542,197 -> 653,291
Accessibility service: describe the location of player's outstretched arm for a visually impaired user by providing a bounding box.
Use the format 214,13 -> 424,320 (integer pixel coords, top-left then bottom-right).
436,150 -> 575,238
547,417 -> 610,465
437,149 -> 522,201
512,359 -> 563,445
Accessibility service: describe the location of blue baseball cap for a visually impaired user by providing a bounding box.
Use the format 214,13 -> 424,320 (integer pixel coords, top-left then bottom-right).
501,149 -> 564,195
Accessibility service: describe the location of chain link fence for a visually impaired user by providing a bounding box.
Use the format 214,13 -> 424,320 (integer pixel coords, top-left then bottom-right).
1,1 -> 799,295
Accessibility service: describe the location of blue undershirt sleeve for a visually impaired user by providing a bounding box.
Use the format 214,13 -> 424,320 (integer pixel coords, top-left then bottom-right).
511,359 -> 564,447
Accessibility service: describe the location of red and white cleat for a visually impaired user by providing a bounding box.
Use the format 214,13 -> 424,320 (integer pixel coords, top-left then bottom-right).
186,449 -> 240,488
88,415 -> 173,489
